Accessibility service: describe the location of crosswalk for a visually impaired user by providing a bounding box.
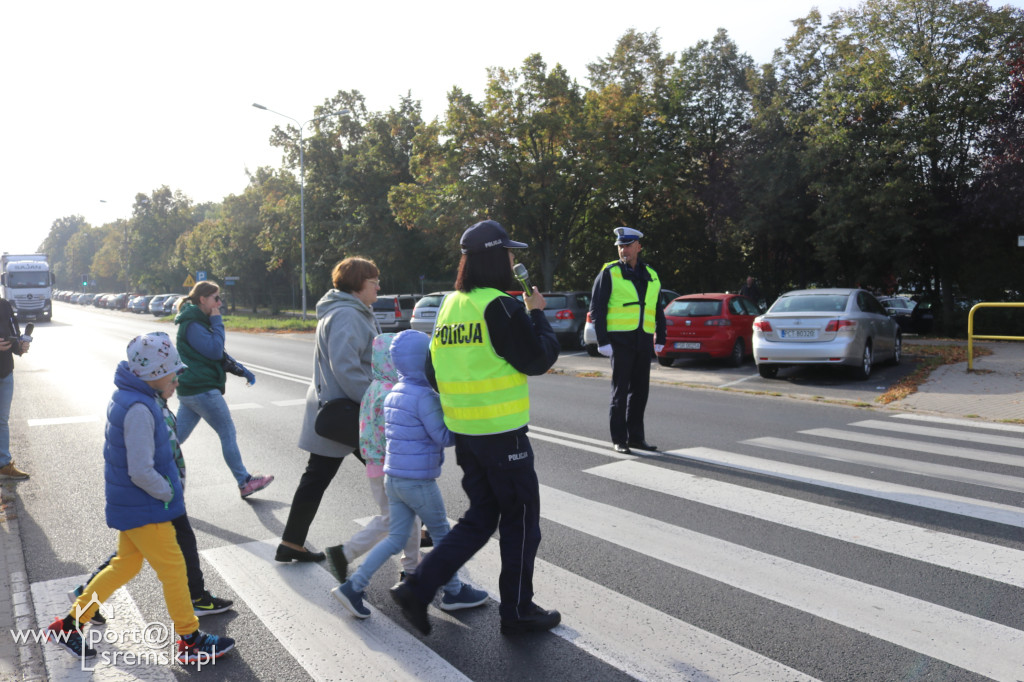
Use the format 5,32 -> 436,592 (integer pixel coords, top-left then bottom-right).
28,413 -> 1024,681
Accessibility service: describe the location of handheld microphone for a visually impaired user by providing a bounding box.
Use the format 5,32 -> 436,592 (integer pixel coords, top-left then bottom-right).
512,263 -> 532,293
21,323 -> 33,342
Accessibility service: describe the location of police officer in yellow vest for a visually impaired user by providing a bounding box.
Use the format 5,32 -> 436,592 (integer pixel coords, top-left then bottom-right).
589,227 -> 666,455
391,220 -> 562,637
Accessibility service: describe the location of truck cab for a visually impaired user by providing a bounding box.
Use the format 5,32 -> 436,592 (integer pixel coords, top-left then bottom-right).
1,254 -> 54,321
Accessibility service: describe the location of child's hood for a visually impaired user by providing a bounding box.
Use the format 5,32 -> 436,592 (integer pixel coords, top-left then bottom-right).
371,332 -> 399,384
390,329 -> 430,385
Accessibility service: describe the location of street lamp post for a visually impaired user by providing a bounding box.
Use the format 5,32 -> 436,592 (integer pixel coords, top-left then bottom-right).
252,103 -> 350,320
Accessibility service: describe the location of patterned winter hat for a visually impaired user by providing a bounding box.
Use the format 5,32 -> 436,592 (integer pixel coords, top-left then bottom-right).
126,332 -> 186,381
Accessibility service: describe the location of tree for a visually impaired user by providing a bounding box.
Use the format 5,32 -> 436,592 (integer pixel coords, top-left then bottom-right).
394,56 -> 596,291
129,187 -> 197,293
39,215 -> 90,288
806,0 -> 1024,324
664,29 -> 755,292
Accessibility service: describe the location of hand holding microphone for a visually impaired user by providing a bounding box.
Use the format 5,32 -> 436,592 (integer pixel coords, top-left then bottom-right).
513,263 -> 545,311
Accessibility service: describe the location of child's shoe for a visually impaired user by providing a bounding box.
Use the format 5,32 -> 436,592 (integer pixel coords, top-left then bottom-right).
67,585 -> 106,625
47,618 -> 97,658
239,473 -> 274,498
192,591 -> 234,616
176,630 -> 235,664
439,584 -> 489,612
332,581 -> 370,619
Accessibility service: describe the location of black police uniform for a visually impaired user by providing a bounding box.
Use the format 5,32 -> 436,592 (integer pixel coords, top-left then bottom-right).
411,294 -> 559,622
590,258 -> 666,448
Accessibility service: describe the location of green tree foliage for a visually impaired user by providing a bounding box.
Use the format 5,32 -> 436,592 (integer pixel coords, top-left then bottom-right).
39,215 -> 89,287
664,29 -> 754,292
807,0 -> 1022,312
129,187 -> 197,293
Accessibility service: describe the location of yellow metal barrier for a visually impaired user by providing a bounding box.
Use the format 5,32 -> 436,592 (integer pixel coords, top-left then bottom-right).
967,302 -> 1024,370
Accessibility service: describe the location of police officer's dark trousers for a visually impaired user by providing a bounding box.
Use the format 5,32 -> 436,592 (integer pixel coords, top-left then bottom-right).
609,341 -> 651,444
407,429 -> 541,621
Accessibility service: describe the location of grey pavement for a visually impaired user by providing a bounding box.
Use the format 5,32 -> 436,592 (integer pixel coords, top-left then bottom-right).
897,339 -> 1024,422
1,339 -> 1021,680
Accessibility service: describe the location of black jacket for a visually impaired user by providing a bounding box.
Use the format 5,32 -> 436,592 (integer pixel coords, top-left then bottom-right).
0,298 -> 24,379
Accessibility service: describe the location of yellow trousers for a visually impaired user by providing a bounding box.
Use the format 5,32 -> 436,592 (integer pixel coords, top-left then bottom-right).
70,521 -> 199,636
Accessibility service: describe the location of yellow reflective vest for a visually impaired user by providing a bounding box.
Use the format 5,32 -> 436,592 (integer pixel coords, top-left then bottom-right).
430,288 -> 529,435
602,260 -> 660,334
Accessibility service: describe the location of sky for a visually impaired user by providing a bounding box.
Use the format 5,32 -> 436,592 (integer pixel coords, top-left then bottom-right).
3,0 -> 1021,256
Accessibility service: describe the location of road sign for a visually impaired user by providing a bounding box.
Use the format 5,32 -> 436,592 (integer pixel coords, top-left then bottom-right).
183,274 -> 196,288
197,270 -> 207,282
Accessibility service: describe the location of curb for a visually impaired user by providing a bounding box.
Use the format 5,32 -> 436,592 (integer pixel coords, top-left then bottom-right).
1,482 -> 46,681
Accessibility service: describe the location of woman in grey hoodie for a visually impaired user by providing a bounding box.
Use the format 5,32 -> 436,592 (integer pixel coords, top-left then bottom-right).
276,257 -> 381,563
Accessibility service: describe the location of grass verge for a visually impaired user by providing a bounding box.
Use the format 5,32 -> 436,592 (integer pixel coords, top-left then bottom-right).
876,344 -> 992,404
156,313 -> 317,332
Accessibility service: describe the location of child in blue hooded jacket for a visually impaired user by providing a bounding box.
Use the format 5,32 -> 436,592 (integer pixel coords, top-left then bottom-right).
332,330 -> 488,618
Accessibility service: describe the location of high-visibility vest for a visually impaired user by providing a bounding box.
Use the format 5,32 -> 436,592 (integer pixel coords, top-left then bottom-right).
602,260 -> 660,333
430,288 -> 529,435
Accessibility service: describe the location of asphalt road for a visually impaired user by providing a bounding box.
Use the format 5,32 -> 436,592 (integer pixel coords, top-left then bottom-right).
8,302 -> 1024,681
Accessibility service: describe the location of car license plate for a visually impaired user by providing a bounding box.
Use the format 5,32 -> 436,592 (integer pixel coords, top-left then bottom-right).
780,329 -> 816,339
674,342 -> 700,349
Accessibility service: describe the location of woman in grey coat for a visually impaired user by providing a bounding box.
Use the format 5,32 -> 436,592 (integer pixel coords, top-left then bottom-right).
276,257 -> 381,562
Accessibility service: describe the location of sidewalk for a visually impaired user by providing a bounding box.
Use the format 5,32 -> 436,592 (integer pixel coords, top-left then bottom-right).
0,482 -> 45,681
896,339 -> 1024,422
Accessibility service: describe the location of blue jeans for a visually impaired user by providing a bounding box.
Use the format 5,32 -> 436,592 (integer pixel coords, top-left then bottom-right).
176,389 -> 249,486
0,372 -> 12,467
349,475 -> 461,596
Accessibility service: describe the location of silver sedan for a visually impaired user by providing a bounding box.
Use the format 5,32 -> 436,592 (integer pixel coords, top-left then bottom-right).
752,288 -> 901,380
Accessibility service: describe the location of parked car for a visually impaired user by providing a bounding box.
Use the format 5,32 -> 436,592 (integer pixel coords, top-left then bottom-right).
158,294 -> 182,315
657,293 -> 759,367
77,293 -> 95,305
105,292 -> 129,310
583,289 -> 680,356
877,296 -> 917,333
541,291 -> 591,350
410,291 -> 452,334
128,295 -> 154,313
372,294 -> 420,332
752,288 -> 901,380
149,294 -> 175,315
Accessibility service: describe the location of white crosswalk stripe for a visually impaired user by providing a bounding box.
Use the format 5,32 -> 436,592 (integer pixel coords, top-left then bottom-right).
748,436 -> 1024,492
28,414 -> 1024,680
584,459 -> 1024,588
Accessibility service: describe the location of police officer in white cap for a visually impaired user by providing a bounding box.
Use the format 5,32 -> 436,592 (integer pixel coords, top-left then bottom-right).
588,227 -> 666,454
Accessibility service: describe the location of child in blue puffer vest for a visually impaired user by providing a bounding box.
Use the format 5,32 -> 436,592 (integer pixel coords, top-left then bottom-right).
47,333 -> 235,664
331,330 -> 489,618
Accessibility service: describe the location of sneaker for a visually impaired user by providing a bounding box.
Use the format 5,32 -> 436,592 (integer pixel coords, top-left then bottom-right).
325,545 -> 348,581
239,473 -> 274,498
0,463 -> 29,480
67,585 -> 106,625
332,581 -> 370,619
47,618 -> 96,658
192,591 -> 234,616
176,630 -> 235,664
439,584 -> 489,612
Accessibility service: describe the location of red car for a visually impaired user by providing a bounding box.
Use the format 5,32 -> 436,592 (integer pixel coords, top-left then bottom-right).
657,293 -> 760,367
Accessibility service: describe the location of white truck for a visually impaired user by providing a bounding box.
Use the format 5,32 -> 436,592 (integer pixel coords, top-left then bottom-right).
1,253 -> 54,321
